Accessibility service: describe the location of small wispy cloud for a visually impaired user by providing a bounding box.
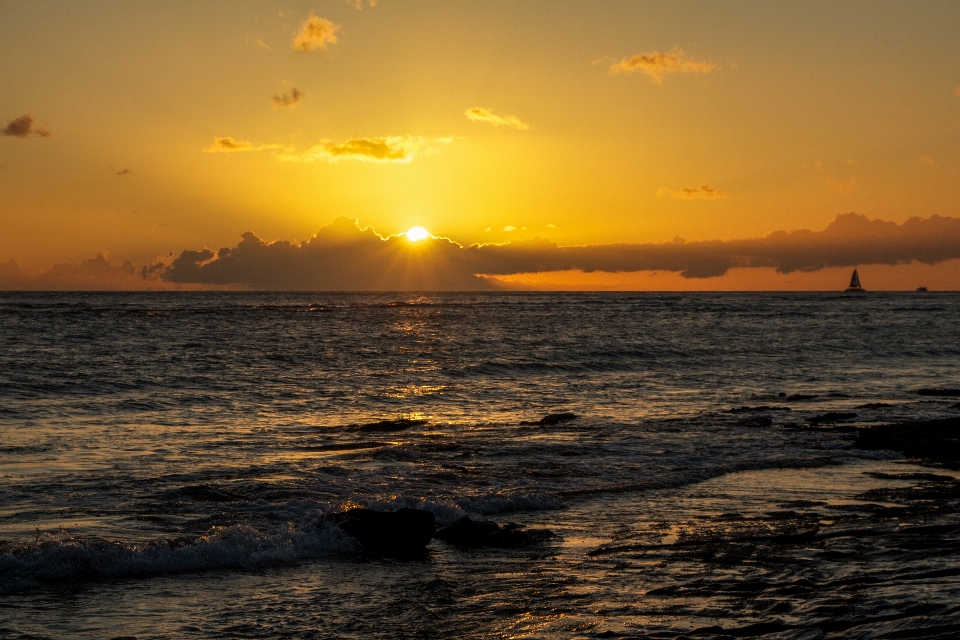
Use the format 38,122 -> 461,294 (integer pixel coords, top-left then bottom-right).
273,88 -> 303,109
203,137 -> 254,153
253,38 -> 272,50
280,136 -> 451,163
918,155 -> 935,166
346,0 -> 376,9
2,114 -> 52,138
658,185 -> 726,200
116,169 -> 133,176
609,47 -> 716,84
826,176 -> 857,193
503,225 -> 516,232
293,15 -> 339,52
465,107 -> 530,130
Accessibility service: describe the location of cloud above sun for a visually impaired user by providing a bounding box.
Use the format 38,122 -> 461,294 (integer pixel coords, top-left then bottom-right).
279,136 -> 452,163
465,107 -> 530,130
2,114 -> 52,138
202,135 -> 449,162
292,15 -> 339,52
609,47 -> 716,84
272,88 -> 303,109
658,185 -> 726,200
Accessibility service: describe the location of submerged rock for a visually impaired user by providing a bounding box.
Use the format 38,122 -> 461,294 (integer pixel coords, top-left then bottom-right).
355,418 -> 428,433
332,508 -> 435,557
917,388 -> 960,397
521,412 -> 577,426
435,516 -> 556,549
855,417 -> 960,468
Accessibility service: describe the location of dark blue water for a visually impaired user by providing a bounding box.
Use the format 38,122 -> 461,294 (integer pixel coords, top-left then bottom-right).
1,292 -> 959,639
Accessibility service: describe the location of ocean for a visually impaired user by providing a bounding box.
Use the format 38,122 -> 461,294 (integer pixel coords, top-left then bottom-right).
1,291 -> 959,639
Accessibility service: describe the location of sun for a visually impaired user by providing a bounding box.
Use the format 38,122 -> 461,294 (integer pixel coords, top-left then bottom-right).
405,226 -> 430,242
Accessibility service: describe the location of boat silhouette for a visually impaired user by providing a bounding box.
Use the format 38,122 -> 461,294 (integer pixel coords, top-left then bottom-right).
845,268 -> 865,292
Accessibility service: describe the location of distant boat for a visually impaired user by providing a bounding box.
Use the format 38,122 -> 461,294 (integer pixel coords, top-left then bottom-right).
916,286 -> 928,292
845,268 -> 865,292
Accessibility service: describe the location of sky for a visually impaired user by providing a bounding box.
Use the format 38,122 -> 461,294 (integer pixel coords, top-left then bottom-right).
2,0 -> 960,290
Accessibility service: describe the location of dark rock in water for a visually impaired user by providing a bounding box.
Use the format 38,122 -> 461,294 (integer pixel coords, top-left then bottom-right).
332,508 -> 435,556
808,412 -> 857,426
435,516 -> 556,549
917,388 -> 960,397
355,418 -> 428,433
855,417 -> 960,468
521,412 -> 577,426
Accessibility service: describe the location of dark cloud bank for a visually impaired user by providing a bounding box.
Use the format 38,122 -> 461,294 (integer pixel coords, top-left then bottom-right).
165,213 -> 960,289
4,213 -> 960,290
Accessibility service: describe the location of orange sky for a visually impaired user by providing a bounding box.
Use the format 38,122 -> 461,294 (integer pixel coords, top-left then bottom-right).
2,1 -> 959,290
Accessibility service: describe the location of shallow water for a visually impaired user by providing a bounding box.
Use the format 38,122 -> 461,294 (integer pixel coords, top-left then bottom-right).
1,292 -> 959,638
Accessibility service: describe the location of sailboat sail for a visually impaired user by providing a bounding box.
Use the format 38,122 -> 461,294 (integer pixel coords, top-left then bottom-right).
846,268 -> 864,292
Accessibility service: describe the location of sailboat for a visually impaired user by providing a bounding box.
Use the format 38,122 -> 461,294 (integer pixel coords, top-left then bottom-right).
845,268 -> 865,292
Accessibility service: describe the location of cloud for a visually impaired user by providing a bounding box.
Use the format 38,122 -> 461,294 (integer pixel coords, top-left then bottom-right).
0,254 -> 239,291
346,0 -> 376,8
161,219 -> 493,290
279,136 -> 450,163
826,176 -> 857,193
203,137 -> 254,153
1,254 -> 161,291
503,225 -> 516,232
465,107 -> 530,130
116,169 -> 133,176
658,185 -> 726,200
292,15 -> 339,52
609,47 -> 716,84
143,213 -> 960,290
2,114 -> 52,138
273,88 -> 303,109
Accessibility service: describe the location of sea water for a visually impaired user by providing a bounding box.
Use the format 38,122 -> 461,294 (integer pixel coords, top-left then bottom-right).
1,292 -> 959,639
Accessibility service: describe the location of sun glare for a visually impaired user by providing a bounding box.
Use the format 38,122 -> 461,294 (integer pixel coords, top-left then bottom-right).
406,226 -> 429,242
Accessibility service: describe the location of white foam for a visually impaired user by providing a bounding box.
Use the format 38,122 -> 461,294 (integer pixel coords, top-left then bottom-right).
0,517 -> 357,595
